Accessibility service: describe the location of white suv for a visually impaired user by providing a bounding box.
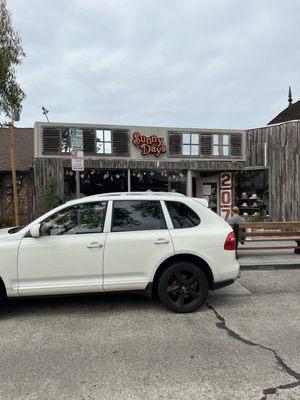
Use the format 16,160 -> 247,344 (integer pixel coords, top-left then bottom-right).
0,192 -> 239,313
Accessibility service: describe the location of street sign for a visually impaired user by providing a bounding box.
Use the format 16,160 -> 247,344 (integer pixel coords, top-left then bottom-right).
72,157 -> 84,171
70,129 -> 83,150
70,128 -> 84,197
71,150 -> 84,171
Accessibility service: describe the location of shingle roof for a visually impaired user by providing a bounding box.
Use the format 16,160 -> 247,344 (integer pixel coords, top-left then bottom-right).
0,127 -> 34,171
268,101 -> 300,125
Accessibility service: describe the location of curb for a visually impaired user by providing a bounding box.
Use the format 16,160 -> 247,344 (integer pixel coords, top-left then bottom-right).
240,264 -> 300,270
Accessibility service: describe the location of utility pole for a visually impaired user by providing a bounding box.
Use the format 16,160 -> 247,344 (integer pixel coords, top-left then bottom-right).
8,115 -> 20,226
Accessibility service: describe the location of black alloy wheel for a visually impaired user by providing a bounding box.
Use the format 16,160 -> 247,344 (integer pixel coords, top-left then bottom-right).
158,261 -> 208,313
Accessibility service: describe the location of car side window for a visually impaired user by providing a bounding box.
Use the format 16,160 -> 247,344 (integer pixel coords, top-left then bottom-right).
165,201 -> 200,229
112,200 -> 166,232
39,202 -> 107,236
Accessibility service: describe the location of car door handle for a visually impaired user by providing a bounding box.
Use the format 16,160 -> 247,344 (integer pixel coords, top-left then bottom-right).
87,242 -> 103,249
154,238 -> 170,244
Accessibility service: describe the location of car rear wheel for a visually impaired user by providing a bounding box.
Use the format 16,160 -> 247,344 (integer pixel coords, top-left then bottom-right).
158,261 -> 208,313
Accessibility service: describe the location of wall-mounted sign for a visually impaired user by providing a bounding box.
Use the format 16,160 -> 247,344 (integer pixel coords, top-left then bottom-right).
221,208 -> 231,220
220,172 -> 232,220
220,190 -> 232,206
220,172 -> 232,189
132,132 -> 167,157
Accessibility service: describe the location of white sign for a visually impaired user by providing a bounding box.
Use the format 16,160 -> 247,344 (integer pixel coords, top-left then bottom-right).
71,149 -> 83,159
203,184 -> 211,196
70,129 -> 83,150
71,150 -> 84,171
72,157 -> 84,171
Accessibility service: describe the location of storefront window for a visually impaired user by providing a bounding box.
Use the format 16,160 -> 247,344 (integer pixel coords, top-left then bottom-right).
131,170 -> 186,194
235,170 -> 269,221
64,169 -> 128,197
64,169 -> 187,198
96,130 -> 112,154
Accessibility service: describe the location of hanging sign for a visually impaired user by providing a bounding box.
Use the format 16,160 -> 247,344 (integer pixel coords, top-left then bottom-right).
132,132 -> 167,157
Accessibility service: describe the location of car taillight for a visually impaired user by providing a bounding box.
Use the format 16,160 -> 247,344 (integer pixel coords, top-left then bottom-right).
224,232 -> 236,250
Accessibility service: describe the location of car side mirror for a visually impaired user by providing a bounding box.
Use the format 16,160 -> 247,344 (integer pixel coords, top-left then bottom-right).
29,223 -> 41,238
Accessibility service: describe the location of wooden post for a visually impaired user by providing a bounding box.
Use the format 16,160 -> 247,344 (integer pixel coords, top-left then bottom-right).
8,118 -> 20,226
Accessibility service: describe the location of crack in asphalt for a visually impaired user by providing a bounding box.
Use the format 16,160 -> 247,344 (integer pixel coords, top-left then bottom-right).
206,302 -> 300,400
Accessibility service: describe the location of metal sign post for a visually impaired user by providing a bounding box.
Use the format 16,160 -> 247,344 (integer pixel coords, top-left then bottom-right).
76,171 -> 80,199
70,129 -> 84,199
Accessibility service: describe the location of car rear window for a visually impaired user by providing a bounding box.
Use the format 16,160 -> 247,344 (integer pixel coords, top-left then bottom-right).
112,200 -> 167,232
165,201 -> 200,229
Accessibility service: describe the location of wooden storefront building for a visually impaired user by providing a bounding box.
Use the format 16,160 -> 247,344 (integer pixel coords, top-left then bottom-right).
33,121 -> 245,220
1,115 -> 298,224
32,118 -> 300,222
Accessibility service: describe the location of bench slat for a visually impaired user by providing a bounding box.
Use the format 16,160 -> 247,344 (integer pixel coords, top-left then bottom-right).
238,246 -> 300,250
239,222 -> 300,229
238,238 -> 300,242
239,231 -> 300,237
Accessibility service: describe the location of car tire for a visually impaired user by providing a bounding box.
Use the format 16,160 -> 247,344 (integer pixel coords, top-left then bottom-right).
158,261 -> 208,313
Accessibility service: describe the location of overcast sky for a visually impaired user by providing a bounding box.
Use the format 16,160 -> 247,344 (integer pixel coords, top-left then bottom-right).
8,0 -> 300,129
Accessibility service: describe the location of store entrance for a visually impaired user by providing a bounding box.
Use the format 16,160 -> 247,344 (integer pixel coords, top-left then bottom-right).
198,176 -> 219,214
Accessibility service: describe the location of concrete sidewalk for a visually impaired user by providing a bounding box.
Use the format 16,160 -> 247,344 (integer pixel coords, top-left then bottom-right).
237,240 -> 300,269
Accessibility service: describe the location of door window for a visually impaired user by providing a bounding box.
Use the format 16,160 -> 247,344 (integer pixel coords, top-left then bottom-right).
112,200 -> 166,232
165,201 -> 200,229
40,202 -> 107,236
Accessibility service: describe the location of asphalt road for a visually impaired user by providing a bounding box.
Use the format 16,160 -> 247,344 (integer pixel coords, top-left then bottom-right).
0,270 -> 299,400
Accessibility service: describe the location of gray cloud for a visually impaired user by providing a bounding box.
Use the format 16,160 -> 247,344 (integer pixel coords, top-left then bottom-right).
8,0 -> 300,129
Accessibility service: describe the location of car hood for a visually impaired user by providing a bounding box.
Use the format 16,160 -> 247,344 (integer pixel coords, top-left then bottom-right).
0,226 -> 23,237
0,227 -> 12,236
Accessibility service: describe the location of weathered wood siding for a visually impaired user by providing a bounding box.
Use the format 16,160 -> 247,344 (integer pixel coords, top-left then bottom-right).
246,121 -> 300,221
33,157 -> 245,216
33,158 -> 65,216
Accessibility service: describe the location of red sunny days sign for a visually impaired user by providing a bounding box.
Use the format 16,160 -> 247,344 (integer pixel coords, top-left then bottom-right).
132,132 -> 167,157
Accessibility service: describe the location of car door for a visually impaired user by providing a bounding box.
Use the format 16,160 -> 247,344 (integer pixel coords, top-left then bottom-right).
103,199 -> 174,291
17,201 -> 108,296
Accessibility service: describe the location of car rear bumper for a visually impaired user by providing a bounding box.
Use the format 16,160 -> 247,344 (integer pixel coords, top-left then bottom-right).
212,266 -> 240,290
212,279 -> 234,290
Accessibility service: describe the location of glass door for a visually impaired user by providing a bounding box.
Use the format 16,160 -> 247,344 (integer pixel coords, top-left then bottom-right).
199,178 -> 219,214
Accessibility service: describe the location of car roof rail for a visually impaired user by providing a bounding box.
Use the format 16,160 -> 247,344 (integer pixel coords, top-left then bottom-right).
85,191 -> 186,199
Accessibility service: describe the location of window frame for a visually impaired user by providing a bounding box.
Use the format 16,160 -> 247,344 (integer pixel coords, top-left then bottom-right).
167,131 -> 243,159
96,129 -> 113,155
181,133 -> 200,157
41,126 -> 130,156
164,200 -> 201,229
37,201 -> 108,237
110,199 -> 168,233
212,134 -> 230,157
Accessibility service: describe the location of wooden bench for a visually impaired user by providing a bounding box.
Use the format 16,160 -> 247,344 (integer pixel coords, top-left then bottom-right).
236,222 -> 300,252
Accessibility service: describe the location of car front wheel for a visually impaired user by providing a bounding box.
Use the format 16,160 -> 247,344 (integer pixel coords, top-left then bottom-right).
158,261 -> 208,313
